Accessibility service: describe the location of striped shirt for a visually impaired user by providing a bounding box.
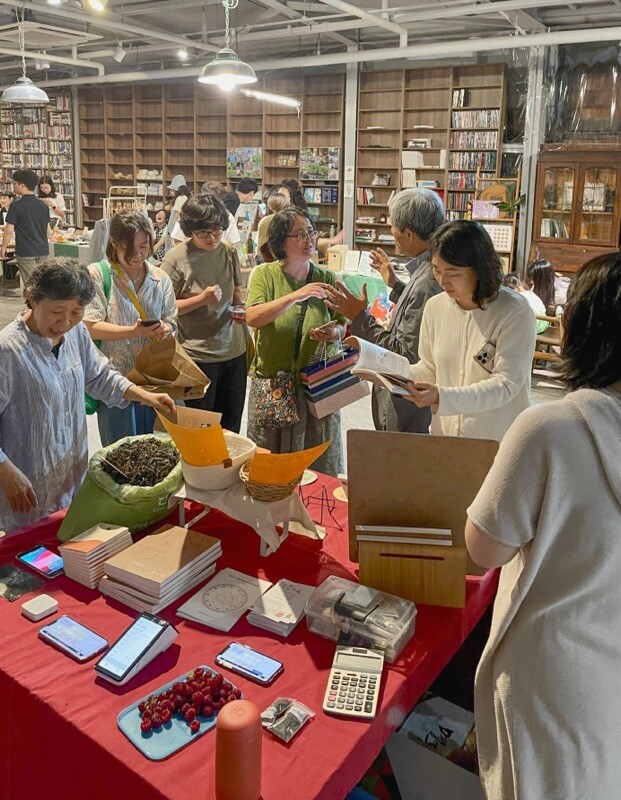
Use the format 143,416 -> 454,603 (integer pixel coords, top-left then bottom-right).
84,260 -> 178,376
0,315 -> 131,533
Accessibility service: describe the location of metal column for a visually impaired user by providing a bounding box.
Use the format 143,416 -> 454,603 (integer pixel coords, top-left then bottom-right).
516,46 -> 546,275
342,50 -> 359,248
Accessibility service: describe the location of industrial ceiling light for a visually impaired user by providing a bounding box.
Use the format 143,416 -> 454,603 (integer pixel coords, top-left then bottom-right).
88,0 -> 108,10
113,44 -> 126,63
177,48 -> 189,61
240,88 -> 301,110
35,57 -> 51,70
198,0 -> 257,92
48,0 -> 63,5
0,9 -> 50,105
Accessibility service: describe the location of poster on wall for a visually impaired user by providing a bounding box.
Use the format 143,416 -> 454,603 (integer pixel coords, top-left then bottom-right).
299,147 -> 340,181
226,147 -> 263,179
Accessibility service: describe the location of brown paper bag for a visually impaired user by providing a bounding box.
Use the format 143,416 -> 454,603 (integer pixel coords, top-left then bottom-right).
126,338 -> 209,401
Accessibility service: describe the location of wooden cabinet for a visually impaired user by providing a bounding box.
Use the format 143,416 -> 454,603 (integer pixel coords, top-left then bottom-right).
530,145 -> 621,273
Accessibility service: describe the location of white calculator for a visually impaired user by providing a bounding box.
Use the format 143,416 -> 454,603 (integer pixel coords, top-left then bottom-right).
322,645 -> 384,720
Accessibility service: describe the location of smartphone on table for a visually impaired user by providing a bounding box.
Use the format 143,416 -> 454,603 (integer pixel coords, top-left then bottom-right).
39,615 -> 108,663
215,642 -> 284,685
16,544 -> 64,579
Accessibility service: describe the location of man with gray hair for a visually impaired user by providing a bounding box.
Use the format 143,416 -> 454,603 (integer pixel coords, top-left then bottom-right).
326,188 -> 444,433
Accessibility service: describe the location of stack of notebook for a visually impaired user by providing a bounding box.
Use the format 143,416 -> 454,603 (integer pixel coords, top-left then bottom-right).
300,345 -> 369,418
58,524 -> 133,589
247,578 -> 315,637
100,525 -> 221,613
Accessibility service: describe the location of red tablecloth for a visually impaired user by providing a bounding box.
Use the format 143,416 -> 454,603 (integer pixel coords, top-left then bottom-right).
0,478 -> 498,800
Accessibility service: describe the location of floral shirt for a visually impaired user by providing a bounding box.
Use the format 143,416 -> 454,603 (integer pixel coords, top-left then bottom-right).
84,260 -> 178,375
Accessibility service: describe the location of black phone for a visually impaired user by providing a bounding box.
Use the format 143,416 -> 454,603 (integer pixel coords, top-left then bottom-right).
16,544 -> 64,579
141,319 -> 160,327
215,642 -> 284,685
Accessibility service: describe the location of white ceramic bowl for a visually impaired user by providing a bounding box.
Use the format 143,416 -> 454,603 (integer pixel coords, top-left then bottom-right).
181,432 -> 256,491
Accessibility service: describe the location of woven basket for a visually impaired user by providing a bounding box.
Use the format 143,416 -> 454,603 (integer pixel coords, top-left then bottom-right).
239,461 -> 301,502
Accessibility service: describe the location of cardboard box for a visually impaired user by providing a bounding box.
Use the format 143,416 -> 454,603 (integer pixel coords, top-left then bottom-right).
327,244 -> 348,270
386,697 -> 484,800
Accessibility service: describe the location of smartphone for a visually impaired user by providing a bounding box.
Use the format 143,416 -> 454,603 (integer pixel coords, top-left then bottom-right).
215,642 -> 284,685
39,615 -> 108,663
94,613 -> 175,684
16,544 -> 64,579
141,319 -> 160,327
314,320 -> 337,332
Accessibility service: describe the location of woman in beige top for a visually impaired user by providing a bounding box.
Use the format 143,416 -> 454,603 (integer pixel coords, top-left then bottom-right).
467,252 -> 621,800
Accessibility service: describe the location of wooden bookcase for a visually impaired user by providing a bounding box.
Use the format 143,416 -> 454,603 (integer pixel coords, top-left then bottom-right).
0,93 -> 76,225
529,144 -> 621,273
78,75 -> 344,233
355,64 -> 505,251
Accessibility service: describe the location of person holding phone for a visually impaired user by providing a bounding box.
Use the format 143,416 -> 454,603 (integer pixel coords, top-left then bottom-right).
37,175 -> 67,224
403,220 -> 535,441
0,258 -> 175,534
161,193 -> 247,432
84,210 -> 178,446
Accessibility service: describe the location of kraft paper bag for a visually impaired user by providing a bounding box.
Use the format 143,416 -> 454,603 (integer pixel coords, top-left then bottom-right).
126,338 -> 209,401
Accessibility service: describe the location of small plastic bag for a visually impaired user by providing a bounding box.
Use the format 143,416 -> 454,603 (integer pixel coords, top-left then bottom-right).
261,697 -> 315,743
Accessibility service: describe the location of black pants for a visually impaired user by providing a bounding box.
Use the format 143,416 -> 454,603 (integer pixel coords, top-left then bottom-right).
186,353 -> 247,433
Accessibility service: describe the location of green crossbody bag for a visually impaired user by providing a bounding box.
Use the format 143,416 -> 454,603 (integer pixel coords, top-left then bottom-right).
85,260 -> 112,415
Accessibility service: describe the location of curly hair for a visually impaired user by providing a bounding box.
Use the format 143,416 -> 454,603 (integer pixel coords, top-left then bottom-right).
180,193 -> 229,237
429,220 -> 503,309
561,252 -> 621,390
25,257 -> 96,308
266,208 -> 315,262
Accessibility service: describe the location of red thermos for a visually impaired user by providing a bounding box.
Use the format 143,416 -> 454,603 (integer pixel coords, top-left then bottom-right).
215,700 -> 262,800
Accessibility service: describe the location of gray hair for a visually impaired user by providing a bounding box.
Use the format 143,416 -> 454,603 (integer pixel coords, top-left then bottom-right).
25,257 -> 96,308
388,188 -> 446,242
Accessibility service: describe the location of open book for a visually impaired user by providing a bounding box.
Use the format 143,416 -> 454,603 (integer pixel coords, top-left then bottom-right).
344,336 -> 412,396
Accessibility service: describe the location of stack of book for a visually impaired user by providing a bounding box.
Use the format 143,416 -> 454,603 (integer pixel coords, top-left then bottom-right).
301,345 -> 369,418
59,524 -> 132,589
247,579 -> 315,637
99,525 -> 221,613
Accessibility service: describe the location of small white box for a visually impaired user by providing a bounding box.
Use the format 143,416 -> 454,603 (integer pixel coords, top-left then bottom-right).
22,594 -> 58,622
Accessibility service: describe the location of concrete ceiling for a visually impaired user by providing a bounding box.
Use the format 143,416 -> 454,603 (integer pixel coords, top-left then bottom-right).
0,0 -> 619,84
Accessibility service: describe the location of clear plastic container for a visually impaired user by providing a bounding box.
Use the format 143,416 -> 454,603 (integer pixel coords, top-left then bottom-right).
305,575 -> 417,663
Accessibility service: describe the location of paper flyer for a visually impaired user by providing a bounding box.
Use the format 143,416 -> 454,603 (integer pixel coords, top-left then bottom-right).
248,442 -> 331,485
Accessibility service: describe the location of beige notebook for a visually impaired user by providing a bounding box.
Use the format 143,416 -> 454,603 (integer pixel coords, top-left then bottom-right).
103,525 -> 220,596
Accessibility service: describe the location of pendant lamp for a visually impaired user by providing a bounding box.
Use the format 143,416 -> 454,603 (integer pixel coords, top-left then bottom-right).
198,0 -> 257,92
1,11 -> 50,105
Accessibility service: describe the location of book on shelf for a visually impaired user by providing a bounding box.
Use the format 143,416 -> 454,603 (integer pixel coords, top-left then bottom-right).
451,88 -> 470,108
356,187 -> 375,204
345,336 -> 411,396
401,169 -> 418,188
355,227 -> 376,242
451,109 -> 500,129
405,138 -> 432,149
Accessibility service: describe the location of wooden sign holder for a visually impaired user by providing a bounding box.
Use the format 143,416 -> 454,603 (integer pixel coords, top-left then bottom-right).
347,431 -> 499,608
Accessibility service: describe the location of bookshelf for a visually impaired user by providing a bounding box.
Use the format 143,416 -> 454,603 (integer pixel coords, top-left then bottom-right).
355,64 -> 506,251
0,93 -> 76,225
78,76 -> 345,232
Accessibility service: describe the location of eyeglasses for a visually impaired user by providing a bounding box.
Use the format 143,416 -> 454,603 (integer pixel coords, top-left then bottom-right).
193,228 -> 224,240
285,230 -> 318,243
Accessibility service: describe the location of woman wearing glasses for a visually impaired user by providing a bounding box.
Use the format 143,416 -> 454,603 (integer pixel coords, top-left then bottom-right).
161,193 -> 247,432
245,208 -> 346,476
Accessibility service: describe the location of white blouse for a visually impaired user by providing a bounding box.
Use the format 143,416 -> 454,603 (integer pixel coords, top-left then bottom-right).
408,287 -> 536,441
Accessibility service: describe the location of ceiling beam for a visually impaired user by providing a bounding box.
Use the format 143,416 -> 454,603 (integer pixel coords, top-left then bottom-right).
0,45 -> 104,74
317,0 -> 408,39
253,0 -> 355,47
118,0 -> 223,15
393,0 -> 611,23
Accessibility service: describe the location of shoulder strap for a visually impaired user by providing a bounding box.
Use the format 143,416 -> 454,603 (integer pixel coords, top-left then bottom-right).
99,260 -> 112,304
109,261 -> 147,320
293,263 -> 314,364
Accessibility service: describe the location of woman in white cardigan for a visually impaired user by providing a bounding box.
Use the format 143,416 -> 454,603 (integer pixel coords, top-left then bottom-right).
405,220 -> 535,441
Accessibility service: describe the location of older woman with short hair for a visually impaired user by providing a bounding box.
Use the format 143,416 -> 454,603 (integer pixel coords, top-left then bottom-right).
245,208 -> 346,476
326,188 -> 445,433
404,219 -> 535,441
0,258 -> 174,533
467,251 -> 621,800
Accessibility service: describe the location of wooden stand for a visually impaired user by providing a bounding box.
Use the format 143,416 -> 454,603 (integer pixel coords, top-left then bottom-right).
347,431 -> 498,608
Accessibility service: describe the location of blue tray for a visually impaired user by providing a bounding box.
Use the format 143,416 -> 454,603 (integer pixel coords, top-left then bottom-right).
117,665 -> 241,761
